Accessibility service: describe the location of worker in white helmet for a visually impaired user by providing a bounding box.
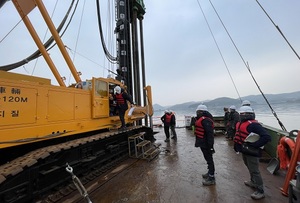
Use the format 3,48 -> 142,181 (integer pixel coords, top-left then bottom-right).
226,105 -> 239,140
242,100 -> 251,106
114,86 -> 134,130
194,104 -> 216,186
234,106 -> 271,200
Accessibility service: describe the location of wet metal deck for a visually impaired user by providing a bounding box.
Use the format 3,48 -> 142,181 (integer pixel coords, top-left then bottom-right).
75,128 -> 289,203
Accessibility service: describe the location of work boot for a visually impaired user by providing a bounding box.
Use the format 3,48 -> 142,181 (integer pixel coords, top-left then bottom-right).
244,180 -> 256,189
202,176 -> 215,186
118,126 -> 127,131
202,173 -> 209,179
250,191 -> 265,200
164,138 -> 170,142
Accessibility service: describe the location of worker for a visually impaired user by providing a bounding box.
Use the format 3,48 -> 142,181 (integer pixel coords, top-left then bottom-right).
241,100 -> 255,118
170,110 -> 177,140
223,107 -> 230,135
76,82 -> 83,89
114,86 -> 134,130
161,110 -> 172,142
233,106 -> 271,200
194,104 -> 216,186
242,100 -> 251,106
226,105 -> 239,140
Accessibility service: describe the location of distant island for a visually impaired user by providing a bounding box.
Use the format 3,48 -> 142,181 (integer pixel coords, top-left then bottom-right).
153,91 -> 300,112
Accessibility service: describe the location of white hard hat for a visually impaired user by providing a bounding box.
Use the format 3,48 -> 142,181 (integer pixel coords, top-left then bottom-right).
229,105 -> 236,110
114,86 -> 121,94
164,110 -> 169,114
239,106 -> 254,114
242,100 -> 251,106
196,104 -> 208,111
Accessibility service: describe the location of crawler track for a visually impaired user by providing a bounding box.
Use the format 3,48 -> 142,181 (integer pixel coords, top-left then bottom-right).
0,126 -> 153,203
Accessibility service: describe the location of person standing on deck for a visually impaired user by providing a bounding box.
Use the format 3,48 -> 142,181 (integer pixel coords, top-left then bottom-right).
233,106 -> 271,200
170,111 -> 177,140
226,105 -> 239,140
161,110 -> 172,142
223,107 -> 230,135
242,100 -> 256,118
242,100 -> 251,106
194,104 -> 216,186
114,86 -> 134,130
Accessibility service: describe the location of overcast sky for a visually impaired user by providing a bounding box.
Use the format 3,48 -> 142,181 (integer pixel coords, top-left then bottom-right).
0,0 -> 299,106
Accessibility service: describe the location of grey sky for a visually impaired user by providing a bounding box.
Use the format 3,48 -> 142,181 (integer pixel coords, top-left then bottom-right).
0,1 -> 299,106
143,1 -> 300,106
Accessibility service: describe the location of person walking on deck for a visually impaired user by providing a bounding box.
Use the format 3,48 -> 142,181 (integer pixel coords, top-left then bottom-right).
233,106 -> 271,200
170,111 -> 177,140
161,110 -> 172,142
194,104 -> 216,186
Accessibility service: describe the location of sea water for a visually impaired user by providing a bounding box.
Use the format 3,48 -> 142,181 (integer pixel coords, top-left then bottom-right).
153,102 -> 300,132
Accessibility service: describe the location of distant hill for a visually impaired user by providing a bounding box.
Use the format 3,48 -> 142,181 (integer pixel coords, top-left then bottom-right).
153,104 -> 165,111
154,91 -> 300,111
242,91 -> 300,104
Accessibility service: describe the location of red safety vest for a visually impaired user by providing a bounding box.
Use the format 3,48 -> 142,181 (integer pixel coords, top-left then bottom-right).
195,116 -> 214,138
234,120 -> 257,144
115,93 -> 125,105
164,114 -> 172,124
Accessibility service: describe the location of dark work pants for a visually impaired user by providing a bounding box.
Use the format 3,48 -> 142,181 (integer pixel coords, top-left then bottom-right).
227,128 -> 236,139
170,125 -> 177,137
164,126 -> 170,139
118,109 -> 126,127
200,147 -> 215,176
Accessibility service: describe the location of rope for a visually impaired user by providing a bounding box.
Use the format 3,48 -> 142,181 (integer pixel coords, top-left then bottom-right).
65,45 -> 118,76
68,0 -> 86,85
0,20 -> 22,44
255,0 -> 300,62
196,0 -> 242,103
246,62 -> 287,131
206,0 -> 287,131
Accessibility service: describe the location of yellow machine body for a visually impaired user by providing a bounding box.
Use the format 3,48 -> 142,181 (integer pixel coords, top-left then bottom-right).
0,71 -> 153,149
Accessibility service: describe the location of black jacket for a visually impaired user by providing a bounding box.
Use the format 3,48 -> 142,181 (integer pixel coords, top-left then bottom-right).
194,111 -> 214,148
234,121 -> 271,154
114,92 -> 134,111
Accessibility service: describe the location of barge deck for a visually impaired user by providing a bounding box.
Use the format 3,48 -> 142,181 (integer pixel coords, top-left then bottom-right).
60,127 -> 289,203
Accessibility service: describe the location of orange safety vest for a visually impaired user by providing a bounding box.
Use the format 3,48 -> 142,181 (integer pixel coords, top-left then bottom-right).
195,116 -> 214,138
234,120 -> 257,145
115,93 -> 125,105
